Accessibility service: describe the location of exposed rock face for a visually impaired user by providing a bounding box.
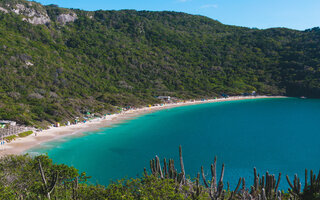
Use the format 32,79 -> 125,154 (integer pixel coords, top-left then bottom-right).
49,92 -> 59,98
22,16 -> 50,25
0,1 -> 78,26
28,92 -> 44,99
13,4 -> 50,25
57,13 -> 78,25
8,92 -> 21,100
25,61 -> 34,66
0,7 -> 8,13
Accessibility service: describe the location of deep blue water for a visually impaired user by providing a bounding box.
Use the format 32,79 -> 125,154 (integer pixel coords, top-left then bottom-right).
27,98 -> 320,189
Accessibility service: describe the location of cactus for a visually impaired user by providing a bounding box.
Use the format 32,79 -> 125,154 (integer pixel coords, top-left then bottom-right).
261,188 -> 267,200
191,172 -> 202,199
254,167 -> 259,191
144,167 -> 148,177
148,146 -> 187,184
287,169 -> 320,199
216,163 -> 225,198
168,159 -> 176,179
147,147 -> 240,199
38,159 -> 59,200
201,166 -> 209,188
276,190 -> 282,200
286,174 -> 301,197
211,157 -> 217,190
163,158 -> 168,178
150,159 -> 155,175
155,155 -> 164,178
179,145 -> 186,184
149,156 -> 165,178
196,172 -> 201,196
146,146 -> 320,200
229,177 -> 242,199
250,168 -> 281,199
200,156 -> 225,200
72,177 -> 78,200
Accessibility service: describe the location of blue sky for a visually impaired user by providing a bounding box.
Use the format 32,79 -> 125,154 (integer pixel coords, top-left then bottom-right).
35,0 -> 320,30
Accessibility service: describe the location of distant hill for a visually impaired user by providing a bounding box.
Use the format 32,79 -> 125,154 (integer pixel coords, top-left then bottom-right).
0,0 -> 320,126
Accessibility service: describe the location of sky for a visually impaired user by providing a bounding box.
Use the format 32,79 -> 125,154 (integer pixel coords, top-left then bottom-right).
35,0 -> 320,30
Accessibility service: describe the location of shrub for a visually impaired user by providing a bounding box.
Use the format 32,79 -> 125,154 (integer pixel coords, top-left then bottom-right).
4,135 -> 17,142
18,131 -> 33,137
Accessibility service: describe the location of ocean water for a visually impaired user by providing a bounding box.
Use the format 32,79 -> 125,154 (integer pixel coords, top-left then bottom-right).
27,98 -> 320,189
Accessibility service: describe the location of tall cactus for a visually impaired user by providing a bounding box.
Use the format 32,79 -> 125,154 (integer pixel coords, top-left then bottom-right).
201,166 -> 209,188
72,177 -> 78,200
155,156 -> 164,179
286,174 -> 301,197
38,159 -> 59,200
251,168 -> 281,199
200,157 -> 225,200
163,158 -> 168,178
144,146 -> 320,200
211,157 -> 217,191
229,177 -> 242,199
287,169 -> 320,199
179,145 -> 186,184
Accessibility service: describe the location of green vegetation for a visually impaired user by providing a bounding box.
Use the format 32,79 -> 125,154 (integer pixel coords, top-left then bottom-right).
18,130 -> 33,137
2,131 -> 33,143
0,154 -> 197,199
0,0 -> 320,127
4,135 -> 17,142
1,149 -> 320,199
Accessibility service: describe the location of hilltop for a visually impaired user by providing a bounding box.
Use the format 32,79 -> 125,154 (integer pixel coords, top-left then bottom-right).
0,0 -> 320,126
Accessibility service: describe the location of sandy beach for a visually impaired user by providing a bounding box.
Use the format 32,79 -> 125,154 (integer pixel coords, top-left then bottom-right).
0,95 -> 286,156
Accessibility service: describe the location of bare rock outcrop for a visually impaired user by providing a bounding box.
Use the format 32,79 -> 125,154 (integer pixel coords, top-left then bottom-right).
0,7 -> 8,13
0,2 -> 50,25
0,1 -> 78,26
57,13 -> 78,25
12,3 -> 50,25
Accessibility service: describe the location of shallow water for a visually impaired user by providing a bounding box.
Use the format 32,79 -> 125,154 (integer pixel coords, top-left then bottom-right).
28,98 -> 320,189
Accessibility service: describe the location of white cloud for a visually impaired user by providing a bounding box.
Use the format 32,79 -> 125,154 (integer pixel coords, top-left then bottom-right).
200,4 -> 218,9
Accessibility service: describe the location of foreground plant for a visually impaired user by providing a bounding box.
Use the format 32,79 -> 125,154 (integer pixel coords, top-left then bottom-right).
0,149 -> 320,199
146,146 -> 320,200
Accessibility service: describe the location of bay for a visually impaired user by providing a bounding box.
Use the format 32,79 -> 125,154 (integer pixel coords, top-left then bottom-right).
27,98 -> 320,189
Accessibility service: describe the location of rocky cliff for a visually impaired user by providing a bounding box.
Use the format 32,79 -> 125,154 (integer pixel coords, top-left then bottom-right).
0,0 -> 77,25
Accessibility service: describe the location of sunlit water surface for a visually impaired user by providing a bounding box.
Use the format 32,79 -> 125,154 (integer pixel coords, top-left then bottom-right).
27,98 -> 320,189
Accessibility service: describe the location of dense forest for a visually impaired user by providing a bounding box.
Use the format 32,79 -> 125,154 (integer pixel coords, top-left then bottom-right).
1,147 -> 320,199
0,0 -> 320,126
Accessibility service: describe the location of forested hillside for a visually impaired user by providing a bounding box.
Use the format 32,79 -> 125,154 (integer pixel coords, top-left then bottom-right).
0,0 -> 320,126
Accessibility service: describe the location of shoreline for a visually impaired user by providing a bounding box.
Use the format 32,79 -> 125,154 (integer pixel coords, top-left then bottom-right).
0,96 -> 286,156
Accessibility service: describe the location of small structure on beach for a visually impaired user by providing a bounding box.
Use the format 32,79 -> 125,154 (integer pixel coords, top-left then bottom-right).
242,91 -> 257,96
0,121 -> 34,139
221,94 -> 229,98
0,120 -> 16,127
157,96 -> 171,101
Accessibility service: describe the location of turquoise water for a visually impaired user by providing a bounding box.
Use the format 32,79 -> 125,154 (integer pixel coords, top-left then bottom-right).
28,98 -> 320,189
